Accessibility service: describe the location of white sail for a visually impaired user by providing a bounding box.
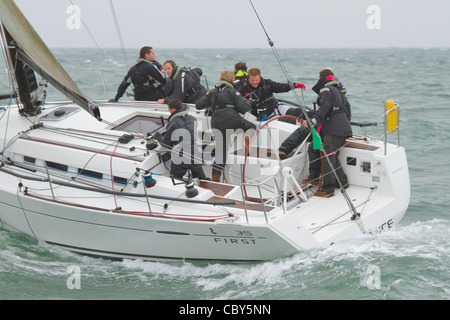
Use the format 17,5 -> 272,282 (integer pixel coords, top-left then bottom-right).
0,0 -> 98,117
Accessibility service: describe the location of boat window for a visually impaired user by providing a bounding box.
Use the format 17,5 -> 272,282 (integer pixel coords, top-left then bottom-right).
24,156 -> 36,164
113,176 -> 128,185
45,161 -> 68,172
78,168 -> 103,180
113,115 -> 166,136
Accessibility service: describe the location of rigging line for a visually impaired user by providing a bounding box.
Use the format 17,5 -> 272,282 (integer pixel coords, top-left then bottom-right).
109,0 -> 129,67
0,23 -> 19,97
10,155 -> 133,194
248,0 -> 311,126
247,3 -> 366,230
15,184 -> 38,238
0,96 -> 14,152
67,0 -> 116,77
40,126 -> 122,145
110,140 -> 120,208
0,117 -> 42,155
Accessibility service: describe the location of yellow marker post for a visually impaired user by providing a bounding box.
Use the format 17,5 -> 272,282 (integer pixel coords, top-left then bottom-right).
386,99 -> 398,134
384,100 -> 400,155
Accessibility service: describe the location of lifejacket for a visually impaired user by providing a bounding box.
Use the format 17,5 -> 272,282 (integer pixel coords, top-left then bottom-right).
234,69 -> 248,79
243,79 -> 277,119
315,76 -> 351,121
131,59 -> 163,92
209,81 -> 236,111
172,67 -> 201,99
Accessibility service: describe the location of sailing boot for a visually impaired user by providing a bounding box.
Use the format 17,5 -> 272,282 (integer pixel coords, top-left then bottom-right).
212,173 -> 221,182
314,185 -> 334,198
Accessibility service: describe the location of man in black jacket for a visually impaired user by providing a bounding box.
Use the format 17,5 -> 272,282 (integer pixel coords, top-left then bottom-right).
156,99 -> 207,180
157,60 -> 207,104
196,71 -> 256,182
110,46 -> 166,102
310,69 -> 352,197
239,68 -> 306,121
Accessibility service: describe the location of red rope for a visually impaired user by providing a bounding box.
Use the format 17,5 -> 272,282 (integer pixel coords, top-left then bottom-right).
110,140 -> 119,208
242,115 -> 304,200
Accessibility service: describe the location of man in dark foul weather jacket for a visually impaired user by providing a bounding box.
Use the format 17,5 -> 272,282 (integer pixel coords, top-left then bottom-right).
157,60 -> 207,104
310,69 -> 352,197
238,67 -> 306,121
155,99 -> 207,180
196,71 -> 256,182
110,46 -> 166,102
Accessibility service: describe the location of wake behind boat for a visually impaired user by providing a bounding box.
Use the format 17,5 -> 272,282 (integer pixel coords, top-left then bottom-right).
0,0 -> 410,262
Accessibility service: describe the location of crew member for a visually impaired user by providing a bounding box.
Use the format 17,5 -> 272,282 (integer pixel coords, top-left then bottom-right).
196,71 -> 256,182
157,60 -> 207,104
310,69 -> 352,197
110,46 -> 166,102
238,68 -> 306,121
155,99 -> 207,180
233,61 -> 248,90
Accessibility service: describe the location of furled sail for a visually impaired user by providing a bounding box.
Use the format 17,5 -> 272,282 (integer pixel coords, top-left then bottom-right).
0,0 -> 100,118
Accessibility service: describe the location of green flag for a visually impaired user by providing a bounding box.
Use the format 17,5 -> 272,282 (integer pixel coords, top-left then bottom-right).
312,126 -> 323,151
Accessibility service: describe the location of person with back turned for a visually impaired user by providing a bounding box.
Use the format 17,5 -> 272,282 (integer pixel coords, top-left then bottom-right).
109,46 -> 166,102
196,71 -> 256,182
310,69 -> 352,197
233,61 -> 248,91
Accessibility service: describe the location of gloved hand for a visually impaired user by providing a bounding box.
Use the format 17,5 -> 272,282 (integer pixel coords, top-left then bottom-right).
153,131 -> 163,141
248,99 -> 259,108
294,83 -> 306,90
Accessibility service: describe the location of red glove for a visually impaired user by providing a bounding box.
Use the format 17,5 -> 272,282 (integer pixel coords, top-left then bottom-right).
294,83 -> 306,90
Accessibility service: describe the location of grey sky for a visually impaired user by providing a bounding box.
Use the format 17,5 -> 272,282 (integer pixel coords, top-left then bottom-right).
14,0 -> 450,49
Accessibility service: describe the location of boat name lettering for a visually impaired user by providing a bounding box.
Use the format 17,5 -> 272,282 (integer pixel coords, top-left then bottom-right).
214,238 -> 256,245
378,218 -> 394,231
209,229 -> 253,237
235,230 -> 252,237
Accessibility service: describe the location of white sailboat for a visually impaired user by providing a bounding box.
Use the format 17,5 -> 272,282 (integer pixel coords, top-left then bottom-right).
0,0 -> 410,262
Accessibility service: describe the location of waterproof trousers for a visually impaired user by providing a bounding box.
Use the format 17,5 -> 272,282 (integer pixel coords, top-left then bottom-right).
171,163 -> 208,180
211,116 -> 256,178
279,126 -> 320,179
320,135 -> 348,193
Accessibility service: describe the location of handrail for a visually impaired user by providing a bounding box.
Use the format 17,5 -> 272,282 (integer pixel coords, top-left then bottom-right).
384,100 -> 400,155
0,165 -> 236,206
239,175 -> 280,223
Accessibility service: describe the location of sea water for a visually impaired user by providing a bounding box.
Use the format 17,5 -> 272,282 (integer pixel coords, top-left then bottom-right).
0,48 -> 449,300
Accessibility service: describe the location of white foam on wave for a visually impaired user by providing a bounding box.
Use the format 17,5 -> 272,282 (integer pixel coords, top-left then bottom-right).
2,217 -> 448,299
113,218 -> 450,298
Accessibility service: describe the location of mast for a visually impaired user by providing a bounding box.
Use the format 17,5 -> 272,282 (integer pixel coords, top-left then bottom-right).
0,0 -> 101,120
1,23 -> 40,115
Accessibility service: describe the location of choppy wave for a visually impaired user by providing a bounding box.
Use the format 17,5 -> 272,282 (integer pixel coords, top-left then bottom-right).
1,218 -> 448,299
1,48 -> 449,300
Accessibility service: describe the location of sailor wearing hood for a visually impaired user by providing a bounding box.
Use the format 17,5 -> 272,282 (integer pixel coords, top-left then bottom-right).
157,60 -> 208,104
310,69 -> 352,197
233,61 -> 248,91
110,46 -> 166,102
155,98 -> 207,181
196,71 -> 257,182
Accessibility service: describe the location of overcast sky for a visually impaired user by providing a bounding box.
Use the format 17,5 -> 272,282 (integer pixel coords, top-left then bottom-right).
13,0 -> 450,49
